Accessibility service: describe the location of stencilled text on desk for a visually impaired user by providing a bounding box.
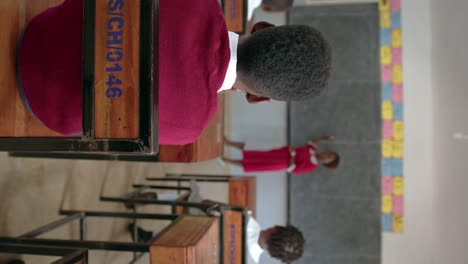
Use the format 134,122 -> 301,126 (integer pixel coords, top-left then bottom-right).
229,224 -> 236,264
105,0 -> 125,98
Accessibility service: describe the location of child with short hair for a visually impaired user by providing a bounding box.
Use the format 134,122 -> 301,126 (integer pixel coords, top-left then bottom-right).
18,0 -> 331,145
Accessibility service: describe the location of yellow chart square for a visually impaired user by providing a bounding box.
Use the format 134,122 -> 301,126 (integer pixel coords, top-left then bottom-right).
382,139 -> 392,158
393,121 -> 404,140
382,195 -> 392,214
392,215 -> 404,233
379,0 -> 390,11
380,11 -> 391,28
392,65 -> 403,84
392,140 -> 404,158
382,101 -> 393,120
392,29 -> 402,47
393,177 -> 404,195
381,46 -> 392,65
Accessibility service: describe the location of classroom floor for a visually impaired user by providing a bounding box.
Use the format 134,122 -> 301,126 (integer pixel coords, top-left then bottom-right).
0,153 -> 229,263
288,4 -> 381,264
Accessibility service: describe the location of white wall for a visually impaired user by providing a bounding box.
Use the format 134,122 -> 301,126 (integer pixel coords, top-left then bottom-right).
431,1 -> 468,263
227,8 -> 288,264
228,96 -> 288,264
382,0 -> 434,263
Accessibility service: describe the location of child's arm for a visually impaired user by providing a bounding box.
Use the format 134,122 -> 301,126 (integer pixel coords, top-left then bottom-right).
201,199 -> 229,216
308,135 -> 335,145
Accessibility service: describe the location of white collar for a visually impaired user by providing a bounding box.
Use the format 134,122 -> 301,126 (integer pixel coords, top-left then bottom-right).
218,32 -> 239,93
310,155 -> 318,165
247,215 -> 264,263
308,143 -> 318,165
310,149 -> 318,165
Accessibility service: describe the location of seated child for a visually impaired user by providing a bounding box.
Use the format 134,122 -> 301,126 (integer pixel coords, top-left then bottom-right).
127,180 -> 305,263
18,0 -> 331,145
222,135 -> 340,174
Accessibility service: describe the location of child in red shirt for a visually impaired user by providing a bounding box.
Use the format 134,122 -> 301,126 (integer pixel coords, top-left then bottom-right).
18,0 -> 332,145
222,135 -> 340,174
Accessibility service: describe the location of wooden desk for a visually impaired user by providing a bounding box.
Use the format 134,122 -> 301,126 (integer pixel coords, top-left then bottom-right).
229,177 -> 256,217
0,0 -> 159,154
222,210 -> 246,264
168,176 -> 253,264
3,0 -> 224,161
0,0 -> 224,162
226,177 -> 254,264
173,175 -> 256,217
151,216 -> 219,264
159,94 -> 224,162
0,0 -> 64,138
151,214 -> 248,264
221,0 -> 248,34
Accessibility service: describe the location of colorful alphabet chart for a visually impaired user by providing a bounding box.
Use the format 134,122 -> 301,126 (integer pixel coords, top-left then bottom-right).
379,0 -> 404,233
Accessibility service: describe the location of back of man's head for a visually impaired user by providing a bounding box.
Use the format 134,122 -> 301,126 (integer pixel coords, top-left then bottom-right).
237,25 -> 332,101
266,225 -> 305,263
262,0 -> 294,10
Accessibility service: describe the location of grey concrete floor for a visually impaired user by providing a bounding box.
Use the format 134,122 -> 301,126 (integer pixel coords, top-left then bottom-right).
0,153 -> 229,263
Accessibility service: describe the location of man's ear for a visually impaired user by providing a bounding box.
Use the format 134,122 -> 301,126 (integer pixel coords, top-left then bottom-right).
245,93 -> 271,104
251,21 -> 275,34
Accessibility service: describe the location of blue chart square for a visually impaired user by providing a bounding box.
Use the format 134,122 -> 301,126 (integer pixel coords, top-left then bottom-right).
382,158 -> 393,176
392,158 -> 404,176
380,28 -> 392,46
392,11 -> 401,29
382,83 -> 392,101
393,102 -> 403,120
383,158 -> 404,176
382,214 -> 393,232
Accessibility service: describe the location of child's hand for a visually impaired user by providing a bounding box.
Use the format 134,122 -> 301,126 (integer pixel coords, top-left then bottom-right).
205,204 -> 221,217
326,135 -> 335,141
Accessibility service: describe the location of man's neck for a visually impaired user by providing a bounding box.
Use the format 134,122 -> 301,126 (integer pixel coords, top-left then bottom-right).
258,230 -> 267,249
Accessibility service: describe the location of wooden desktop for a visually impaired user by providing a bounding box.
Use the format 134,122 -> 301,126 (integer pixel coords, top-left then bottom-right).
153,212 -> 246,264
0,0 -> 64,138
151,216 -> 220,264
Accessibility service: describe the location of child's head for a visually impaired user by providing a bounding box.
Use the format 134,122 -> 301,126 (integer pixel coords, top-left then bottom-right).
236,22 -> 332,103
261,0 -> 294,12
317,152 -> 340,170
259,225 -> 305,263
